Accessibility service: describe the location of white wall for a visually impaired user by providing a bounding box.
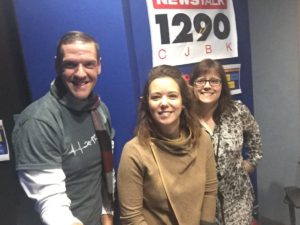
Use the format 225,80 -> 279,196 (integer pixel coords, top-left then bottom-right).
248,0 -> 300,224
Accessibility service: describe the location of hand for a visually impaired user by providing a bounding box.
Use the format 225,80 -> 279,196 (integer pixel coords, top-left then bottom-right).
242,160 -> 255,174
101,214 -> 113,225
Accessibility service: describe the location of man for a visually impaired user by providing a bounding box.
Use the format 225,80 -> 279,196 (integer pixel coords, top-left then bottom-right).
12,31 -> 115,225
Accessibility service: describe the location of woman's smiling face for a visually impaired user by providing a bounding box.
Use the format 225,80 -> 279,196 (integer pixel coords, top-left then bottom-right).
148,77 -> 183,138
193,70 -> 222,106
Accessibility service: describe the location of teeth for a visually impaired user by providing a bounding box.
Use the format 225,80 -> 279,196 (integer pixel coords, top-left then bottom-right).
159,111 -> 171,115
73,81 -> 88,86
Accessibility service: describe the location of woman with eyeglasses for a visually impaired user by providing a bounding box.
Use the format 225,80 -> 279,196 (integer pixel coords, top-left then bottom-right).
117,65 -> 218,225
189,58 -> 263,225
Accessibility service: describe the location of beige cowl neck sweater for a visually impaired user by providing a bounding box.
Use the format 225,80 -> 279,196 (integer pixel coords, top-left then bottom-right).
117,130 -> 218,225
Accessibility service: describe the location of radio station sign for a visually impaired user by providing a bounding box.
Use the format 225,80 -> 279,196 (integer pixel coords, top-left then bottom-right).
146,0 -> 238,66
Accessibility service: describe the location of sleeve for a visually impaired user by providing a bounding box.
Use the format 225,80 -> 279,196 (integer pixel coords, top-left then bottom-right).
239,101 -> 263,166
200,134 -> 218,224
13,118 -> 62,170
117,142 -> 148,225
18,169 -> 82,225
101,168 -> 116,215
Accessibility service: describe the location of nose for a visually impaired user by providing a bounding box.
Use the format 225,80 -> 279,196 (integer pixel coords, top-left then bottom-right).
203,80 -> 211,88
160,96 -> 168,107
75,63 -> 87,77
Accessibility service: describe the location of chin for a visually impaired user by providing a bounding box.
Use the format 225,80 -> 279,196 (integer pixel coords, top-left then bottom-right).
198,99 -> 214,105
71,92 -> 90,100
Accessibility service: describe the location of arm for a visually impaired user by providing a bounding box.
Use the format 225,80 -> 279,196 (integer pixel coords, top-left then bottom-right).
200,136 -> 218,224
117,142 -> 148,225
239,102 -> 263,168
101,214 -> 113,225
101,168 -> 115,224
19,169 -> 82,225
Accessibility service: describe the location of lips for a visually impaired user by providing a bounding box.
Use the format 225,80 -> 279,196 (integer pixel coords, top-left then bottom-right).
70,79 -> 89,87
201,91 -> 214,95
157,111 -> 173,119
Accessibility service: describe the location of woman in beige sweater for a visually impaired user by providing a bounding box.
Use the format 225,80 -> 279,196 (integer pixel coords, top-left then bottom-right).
117,65 -> 218,225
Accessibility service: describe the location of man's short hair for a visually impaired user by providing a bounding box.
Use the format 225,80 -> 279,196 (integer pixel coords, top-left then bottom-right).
55,31 -> 100,64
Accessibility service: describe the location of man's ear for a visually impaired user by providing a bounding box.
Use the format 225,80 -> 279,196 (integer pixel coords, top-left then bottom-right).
97,58 -> 102,76
54,56 -> 60,74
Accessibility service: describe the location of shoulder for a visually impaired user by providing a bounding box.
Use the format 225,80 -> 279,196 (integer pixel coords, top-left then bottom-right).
13,93 -> 63,137
232,99 -> 250,109
231,100 -> 253,116
122,137 -> 151,158
97,100 -> 115,137
200,129 -> 213,148
195,129 -> 214,159
199,129 -> 212,144
194,128 -> 212,150
98,101 -> 110,117
119,137 -> 150,168
123,137 -> 143,152
224,100 -> 250,115
15,92 -> 61,125
97,100 -> 112,124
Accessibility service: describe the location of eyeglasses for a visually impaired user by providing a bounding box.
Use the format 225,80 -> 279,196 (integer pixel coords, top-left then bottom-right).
194,78 -> 222,88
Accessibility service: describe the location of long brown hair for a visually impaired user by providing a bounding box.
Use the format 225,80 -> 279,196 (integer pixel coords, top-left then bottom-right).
189,58 -> 233,123
135,65 -> 202,146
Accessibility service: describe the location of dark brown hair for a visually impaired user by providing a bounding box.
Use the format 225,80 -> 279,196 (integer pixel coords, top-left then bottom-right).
135,65 -> 202,146
189,58 -> 233,123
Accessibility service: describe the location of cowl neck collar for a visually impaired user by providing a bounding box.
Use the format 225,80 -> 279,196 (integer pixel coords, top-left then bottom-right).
50,76 -> 99,111
151,127 -> 193,155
